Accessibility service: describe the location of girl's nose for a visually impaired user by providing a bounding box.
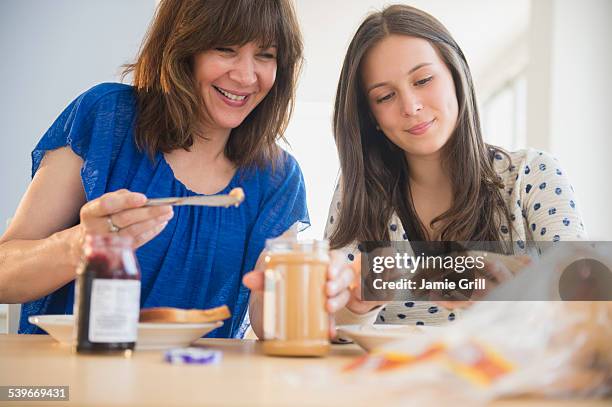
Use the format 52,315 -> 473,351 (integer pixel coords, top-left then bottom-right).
399,92 -> 423,117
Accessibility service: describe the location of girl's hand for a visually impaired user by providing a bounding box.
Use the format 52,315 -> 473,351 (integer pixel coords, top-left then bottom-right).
336,253 -> 387,315
242,250 -> 384,338
78,189 -> 173,249
436,251 -> 531,309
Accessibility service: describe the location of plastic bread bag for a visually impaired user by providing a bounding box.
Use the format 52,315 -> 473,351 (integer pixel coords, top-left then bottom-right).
343,242 -> 612,403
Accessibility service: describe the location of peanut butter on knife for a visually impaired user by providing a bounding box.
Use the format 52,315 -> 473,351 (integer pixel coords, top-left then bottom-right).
145,187 -> 245,207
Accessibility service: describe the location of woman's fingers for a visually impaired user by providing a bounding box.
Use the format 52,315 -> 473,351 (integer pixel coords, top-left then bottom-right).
242,270 -> 265,291
132,220 -> 169,248
78,190 -> 174,248
110,205 -> 173,230
81,190 -> 146,219
80,190 -> 151,236
116,211 -> 173,241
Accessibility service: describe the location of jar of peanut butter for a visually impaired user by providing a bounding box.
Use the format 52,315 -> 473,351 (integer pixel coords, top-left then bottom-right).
262,239 -> 330,357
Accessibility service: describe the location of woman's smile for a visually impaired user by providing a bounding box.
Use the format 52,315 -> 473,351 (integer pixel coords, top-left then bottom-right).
213,85 -> 252,107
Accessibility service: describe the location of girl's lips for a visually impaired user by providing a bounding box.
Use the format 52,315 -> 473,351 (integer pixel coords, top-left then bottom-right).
407,119 -> 435,135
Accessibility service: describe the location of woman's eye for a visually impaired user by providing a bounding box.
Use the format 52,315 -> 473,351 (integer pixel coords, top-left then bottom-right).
414,76 -> 433,86
215,47 -> 235,54
258,52 -> 276,60
376,93 -> 394,104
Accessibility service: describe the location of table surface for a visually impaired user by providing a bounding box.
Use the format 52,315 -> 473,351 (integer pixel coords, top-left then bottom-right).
0,334 -> 608,407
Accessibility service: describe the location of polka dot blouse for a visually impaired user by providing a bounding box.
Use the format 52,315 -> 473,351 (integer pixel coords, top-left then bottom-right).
325,149 -> 587,327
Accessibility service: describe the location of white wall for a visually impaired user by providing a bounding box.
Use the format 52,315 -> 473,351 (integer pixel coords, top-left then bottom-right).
526,0 -> 612,239
0,0 -> 156,235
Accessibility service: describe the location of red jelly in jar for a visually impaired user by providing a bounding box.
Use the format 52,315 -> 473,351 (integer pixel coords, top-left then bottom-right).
74,235 -> 141,354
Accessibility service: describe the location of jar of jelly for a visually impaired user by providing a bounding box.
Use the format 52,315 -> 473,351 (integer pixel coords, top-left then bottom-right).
74,234 -> 141,354
262,239 -> 330,357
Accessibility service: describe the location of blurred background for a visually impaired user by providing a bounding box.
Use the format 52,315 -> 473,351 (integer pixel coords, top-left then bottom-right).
1,0 -> 611,331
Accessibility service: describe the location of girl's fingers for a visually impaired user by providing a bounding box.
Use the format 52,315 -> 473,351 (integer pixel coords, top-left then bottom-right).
517,255 -> 532,265
242,270 -> 265,291
329,317 -> 337,339
474,251 -> 530,283
327,289 -> 350,313
326,267 -> 354,297
328,250 -> 344,279
436,300 -> 472,309
485,259 -> 514,283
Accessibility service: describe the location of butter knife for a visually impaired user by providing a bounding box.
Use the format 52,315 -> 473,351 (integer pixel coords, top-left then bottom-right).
146,187 -> 245,207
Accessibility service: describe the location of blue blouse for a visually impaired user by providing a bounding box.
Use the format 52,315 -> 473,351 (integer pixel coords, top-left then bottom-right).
18,83 -> 309,338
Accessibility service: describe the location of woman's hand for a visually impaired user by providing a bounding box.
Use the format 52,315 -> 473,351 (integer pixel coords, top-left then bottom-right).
78,189 -> 173,249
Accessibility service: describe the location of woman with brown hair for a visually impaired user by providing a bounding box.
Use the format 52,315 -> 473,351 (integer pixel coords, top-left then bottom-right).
325,4 -> 587,327
0,0 -> 356,339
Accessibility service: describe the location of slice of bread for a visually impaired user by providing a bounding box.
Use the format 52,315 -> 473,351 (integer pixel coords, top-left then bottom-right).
139,305 -> 231,324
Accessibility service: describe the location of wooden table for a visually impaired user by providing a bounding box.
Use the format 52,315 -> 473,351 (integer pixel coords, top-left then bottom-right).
0,335 -> 608,407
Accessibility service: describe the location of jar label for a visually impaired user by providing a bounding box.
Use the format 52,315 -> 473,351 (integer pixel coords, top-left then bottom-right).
88,279 -> 140,343
263,269 -> 277,340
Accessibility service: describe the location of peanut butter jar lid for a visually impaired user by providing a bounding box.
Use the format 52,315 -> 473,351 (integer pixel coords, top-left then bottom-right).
264,238 -> 329,255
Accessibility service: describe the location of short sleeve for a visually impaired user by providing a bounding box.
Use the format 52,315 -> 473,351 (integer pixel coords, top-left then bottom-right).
251,151 -> 310,240
520,150 -> 587,241
31,83 -> 135,201
20,84 -> 135,335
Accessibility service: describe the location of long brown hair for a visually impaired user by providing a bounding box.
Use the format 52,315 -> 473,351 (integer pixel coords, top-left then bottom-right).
330,4 -> 512,249
123,0 -> 303,167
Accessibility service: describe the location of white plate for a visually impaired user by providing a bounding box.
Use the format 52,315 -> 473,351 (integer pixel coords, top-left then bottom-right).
28,315 -> 223,350
336,324 -> 439,352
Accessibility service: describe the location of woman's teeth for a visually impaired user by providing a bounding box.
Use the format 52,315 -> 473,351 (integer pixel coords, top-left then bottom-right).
215,86 -> 247,101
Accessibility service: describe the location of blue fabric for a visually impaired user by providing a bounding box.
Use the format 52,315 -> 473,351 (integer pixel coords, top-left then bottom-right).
19,83 -> 309,338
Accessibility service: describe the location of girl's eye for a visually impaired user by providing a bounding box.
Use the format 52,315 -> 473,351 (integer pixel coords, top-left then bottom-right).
414,76 -> 433,86
215,47 -> 235,54
376,92 -> 394,104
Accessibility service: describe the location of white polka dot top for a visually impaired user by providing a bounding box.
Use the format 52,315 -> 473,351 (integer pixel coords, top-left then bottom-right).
325,149 -> 587,327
